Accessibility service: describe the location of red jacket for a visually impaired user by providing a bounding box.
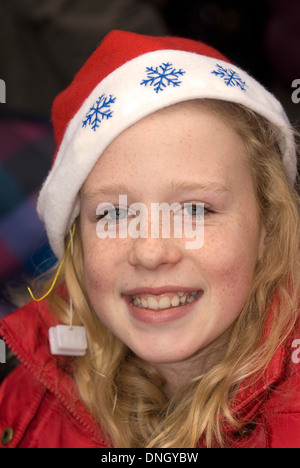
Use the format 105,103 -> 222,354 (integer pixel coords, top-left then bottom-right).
1,300 -> 300,448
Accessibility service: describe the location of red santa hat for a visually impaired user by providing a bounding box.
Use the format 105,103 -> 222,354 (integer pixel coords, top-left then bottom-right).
37,30 -> 297,259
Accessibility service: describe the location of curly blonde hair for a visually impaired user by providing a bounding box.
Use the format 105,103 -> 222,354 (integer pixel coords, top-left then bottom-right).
40,99 -> 300,448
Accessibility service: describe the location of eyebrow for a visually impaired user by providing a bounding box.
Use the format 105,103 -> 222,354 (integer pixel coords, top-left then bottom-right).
168,180 -> 230,194
82,183 -> 134,200
82,180 -> 230,200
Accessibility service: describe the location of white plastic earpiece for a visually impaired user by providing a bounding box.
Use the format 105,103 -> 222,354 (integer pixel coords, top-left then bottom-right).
48,225 -> 88,356
49,325 -> 87,356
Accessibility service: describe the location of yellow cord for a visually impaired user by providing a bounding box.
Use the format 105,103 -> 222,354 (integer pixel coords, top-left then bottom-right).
27,224 -> 75,302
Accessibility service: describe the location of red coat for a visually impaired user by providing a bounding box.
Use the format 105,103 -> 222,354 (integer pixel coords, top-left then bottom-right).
1,300 -> 300,448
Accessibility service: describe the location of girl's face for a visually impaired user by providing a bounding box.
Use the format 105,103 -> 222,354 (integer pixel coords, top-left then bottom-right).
80,103 -> 266,365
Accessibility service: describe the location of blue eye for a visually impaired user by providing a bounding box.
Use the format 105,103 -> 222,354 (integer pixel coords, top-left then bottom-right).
99,207 -> 128,222
175,203 -> 215,220
179,203 -> 205,219
183,204 -> 203,217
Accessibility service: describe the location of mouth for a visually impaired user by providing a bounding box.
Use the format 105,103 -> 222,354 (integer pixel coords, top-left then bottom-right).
130,290 -> 201,311
123,287 -> 203,324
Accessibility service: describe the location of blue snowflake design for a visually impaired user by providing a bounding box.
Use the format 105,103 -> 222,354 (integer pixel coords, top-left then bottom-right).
211,64 -> 247,91
140,62 -> 186,93
82,94 -> 116,131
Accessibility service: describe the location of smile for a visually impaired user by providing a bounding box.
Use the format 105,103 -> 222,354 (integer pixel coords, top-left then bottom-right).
130,291 -> 201,311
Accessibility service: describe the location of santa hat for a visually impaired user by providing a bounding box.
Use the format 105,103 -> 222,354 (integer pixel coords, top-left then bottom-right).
37,30 -> 297,259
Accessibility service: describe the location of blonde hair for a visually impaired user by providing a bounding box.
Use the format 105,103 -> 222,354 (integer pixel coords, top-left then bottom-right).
41,99 -> 300,448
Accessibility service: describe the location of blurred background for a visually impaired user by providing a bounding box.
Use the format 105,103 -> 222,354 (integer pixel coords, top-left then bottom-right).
0,0 -> 299,317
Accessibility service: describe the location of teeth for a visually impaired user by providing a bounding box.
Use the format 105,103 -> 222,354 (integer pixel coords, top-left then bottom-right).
131,291 -> 200,311
171,295 -> 180,307
159,296 -> 171,309
187,295 -> 195,303
148,296 -> 159,310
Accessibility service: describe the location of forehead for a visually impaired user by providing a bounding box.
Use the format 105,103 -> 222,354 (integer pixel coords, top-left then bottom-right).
81,101 -> 251,197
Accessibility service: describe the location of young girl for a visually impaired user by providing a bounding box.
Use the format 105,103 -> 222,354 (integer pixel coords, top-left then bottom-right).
0,30 -> 299,449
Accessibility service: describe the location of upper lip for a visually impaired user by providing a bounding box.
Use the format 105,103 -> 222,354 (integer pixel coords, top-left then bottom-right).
123,286 -> 201,296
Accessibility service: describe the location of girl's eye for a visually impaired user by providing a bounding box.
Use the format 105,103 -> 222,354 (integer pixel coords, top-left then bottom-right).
179,203 -> 214,218
99,207 -> 128,222
182,204 -> 203,217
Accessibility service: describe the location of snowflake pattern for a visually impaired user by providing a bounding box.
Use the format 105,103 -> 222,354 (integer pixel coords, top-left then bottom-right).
82,94 -> 116,131
211,64 -> 247,91
140,62 -> 186,93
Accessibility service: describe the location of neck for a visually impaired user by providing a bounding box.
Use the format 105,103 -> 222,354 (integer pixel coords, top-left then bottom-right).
151,330 -> 230,399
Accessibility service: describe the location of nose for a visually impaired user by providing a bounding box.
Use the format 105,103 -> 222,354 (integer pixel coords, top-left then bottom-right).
128,237 -> 183,270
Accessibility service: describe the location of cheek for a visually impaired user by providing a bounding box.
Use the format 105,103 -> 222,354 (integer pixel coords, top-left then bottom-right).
200,227 -> 260,305
83,246 -> 111,294
82,236 -> 128,297
82,243 -> 118,328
